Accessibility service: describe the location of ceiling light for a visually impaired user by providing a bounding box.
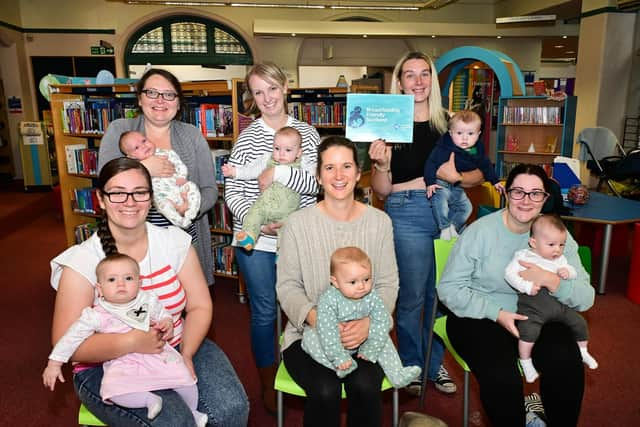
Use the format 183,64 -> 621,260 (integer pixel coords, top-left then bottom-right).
431,35 -> 436,38
231,3 -> 325,8
562,35 -> 568,39
291,33 -> 296,37
330,5 -> 419,11
496,36 -> 502,39
555,45 -> 565,48
566,50 -> 575,54
496,15 -> 556,24
363,34 -> 367,38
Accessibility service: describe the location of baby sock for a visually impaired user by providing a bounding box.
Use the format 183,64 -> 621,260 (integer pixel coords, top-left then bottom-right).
519,358 -> 539,383
192,410 -> 208,427
147,394 -> 163,420
236,231 -> 255,251
580,347 -> 599,369
388,365 -> 422,389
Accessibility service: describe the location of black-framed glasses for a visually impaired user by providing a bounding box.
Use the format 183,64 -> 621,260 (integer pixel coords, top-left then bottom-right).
141,89 -> 178,101
103,190 -> 152,203
507,188 -> 549,202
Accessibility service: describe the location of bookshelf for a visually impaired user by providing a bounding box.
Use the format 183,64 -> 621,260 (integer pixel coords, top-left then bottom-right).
50,80 -> 248,301
495,95 -> 577,178
287,86 -> 347,129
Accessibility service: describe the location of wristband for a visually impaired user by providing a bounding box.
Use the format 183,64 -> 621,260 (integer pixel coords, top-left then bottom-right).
373,163 -> 390,173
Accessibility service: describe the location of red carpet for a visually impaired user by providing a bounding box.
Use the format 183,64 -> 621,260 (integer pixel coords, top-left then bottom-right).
1,182 -> 638,426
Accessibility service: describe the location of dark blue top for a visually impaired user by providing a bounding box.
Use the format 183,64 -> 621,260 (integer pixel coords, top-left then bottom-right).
423,132 -> 499,186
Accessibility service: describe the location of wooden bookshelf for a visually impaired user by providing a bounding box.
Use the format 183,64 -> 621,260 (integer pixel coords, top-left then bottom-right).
50,80 -> 247,301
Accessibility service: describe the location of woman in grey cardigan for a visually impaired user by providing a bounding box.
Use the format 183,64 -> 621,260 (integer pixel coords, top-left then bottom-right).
99,69 -> 217,285
277,136 -> 399,427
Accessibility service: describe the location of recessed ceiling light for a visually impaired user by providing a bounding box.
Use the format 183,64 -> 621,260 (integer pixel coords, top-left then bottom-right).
496,36 -> 502,39
363,34 -> 367,38
431,35 -> 436,38
291,33 -> 296,37
566,50 -> 575,54
562,35 -> 568,39
555,45 -> 565,48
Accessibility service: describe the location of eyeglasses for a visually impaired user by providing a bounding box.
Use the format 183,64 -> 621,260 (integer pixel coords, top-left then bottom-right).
103,190 -> 152,203
141,89 -> 178,101
507,188 -> 549,202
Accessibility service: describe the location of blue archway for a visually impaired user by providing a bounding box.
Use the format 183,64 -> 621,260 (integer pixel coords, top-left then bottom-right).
435,46 -> 526,100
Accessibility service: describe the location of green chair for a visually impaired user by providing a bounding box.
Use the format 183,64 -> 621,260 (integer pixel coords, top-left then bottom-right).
274,311 -> 399,427
78,403 -> 107,426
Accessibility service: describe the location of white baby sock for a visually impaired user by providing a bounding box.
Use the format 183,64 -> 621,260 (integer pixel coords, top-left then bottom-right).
580,347 -> 599,369
519,358 -> 539,383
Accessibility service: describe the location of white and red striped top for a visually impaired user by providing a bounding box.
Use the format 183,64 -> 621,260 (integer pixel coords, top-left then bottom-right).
51,223 -> 191,347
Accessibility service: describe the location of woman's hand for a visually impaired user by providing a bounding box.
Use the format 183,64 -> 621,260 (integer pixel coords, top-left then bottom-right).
427,183 -> 441,199
518,260 -> 561,293
368,139 -> 391,169
261,222 -> 282,236
258,167 -> 275,192
126,328 -> 166,354
339,317 -> 370,350
141,155 -> 175,177
496,309 -> 528,337
436,153 -> 463,184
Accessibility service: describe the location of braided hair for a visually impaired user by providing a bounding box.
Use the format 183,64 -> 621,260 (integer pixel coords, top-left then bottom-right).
96,157 -> 152,256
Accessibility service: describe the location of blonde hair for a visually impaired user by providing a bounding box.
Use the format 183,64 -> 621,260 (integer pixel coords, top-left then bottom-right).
330,246 -> 371,275
244,62 -> 288,116
275,126 -> 302,147
449,110 -> 482,129
391,51 -> 448,134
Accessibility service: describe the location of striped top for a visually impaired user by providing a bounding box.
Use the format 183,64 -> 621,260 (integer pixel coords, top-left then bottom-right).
50,223 -> 192,347
224,116 -> 320,252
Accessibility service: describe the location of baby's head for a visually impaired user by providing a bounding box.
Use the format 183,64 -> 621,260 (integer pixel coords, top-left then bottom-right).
448,110 -> 482,150
95,253 -> 141,304
330,246 -> 372,300
119,131 -> 156,161
529,214 -> 568,261
272,126 -> 302,165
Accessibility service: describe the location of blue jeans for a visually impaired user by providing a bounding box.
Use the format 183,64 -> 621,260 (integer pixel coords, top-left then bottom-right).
74,339 -> 249,427
430,179 -> 472,232
385,190 -> 444,380
235,247 -> 278,367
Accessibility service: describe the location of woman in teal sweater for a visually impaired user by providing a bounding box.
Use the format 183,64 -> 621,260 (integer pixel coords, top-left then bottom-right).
438,163 -> 594,426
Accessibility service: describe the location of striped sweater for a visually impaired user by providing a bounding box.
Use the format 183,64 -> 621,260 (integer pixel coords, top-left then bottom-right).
225,116 -> 320,252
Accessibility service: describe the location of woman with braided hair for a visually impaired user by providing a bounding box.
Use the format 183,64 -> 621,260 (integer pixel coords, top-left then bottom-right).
49,157 -> 248,427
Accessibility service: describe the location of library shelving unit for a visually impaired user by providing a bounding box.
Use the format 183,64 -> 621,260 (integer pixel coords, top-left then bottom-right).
495,95 -> 577,178
50,79 -> 248,301
287,86 -> 347,130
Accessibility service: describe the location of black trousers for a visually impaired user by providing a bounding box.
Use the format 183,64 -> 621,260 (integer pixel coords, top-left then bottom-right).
282,340 -> 384,427
447,314 -> 584,427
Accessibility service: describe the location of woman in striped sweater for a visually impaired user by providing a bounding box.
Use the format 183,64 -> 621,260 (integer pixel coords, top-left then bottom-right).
224,62 -> 321,413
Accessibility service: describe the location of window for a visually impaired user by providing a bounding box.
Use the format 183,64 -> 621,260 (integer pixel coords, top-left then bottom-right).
125,15 -> 252,68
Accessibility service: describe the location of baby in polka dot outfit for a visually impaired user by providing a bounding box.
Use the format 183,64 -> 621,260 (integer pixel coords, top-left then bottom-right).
301,246 -> 421,388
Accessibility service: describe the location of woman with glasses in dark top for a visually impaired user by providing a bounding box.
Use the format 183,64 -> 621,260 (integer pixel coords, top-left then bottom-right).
437,163 -> 594,426
49,158 -> 248,426
99,68 -> 218,287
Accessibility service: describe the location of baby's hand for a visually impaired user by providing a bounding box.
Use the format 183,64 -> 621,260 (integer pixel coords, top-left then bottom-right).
221,164 -> 236,178
337,360 -> 353,371
152,317 -> 174,341
529,283 -> 541,296
42,361 -> 65,391
356,353 -> 369,361
175,177 -> 187,186
494,182 -> 506,195
557,267 -> 571,280
426,183 -> 441,199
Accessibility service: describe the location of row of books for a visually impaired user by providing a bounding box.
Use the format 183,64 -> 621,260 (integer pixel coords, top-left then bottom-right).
65,144 -> 98,175
288,102 -> 346,126
502,106 -> 562,125
211,149 -> 230,184
181,102 -> 233,138
72,187 -> 102,215
209,199 -> 232,232
212,235 -> 238,276
61,98 -> 138,135
74,222 -> 98,243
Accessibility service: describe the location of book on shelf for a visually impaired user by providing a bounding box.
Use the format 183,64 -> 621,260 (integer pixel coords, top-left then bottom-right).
181,102 -> 233,138
75,222 -> 98,243
72,187 -> 101,215
502,106 -> 562,125
211,149 -> 230,184
211,235 -> 238,276
209,199 -> 232,231
345,94 -> 414,143
64,143 -> 88,173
